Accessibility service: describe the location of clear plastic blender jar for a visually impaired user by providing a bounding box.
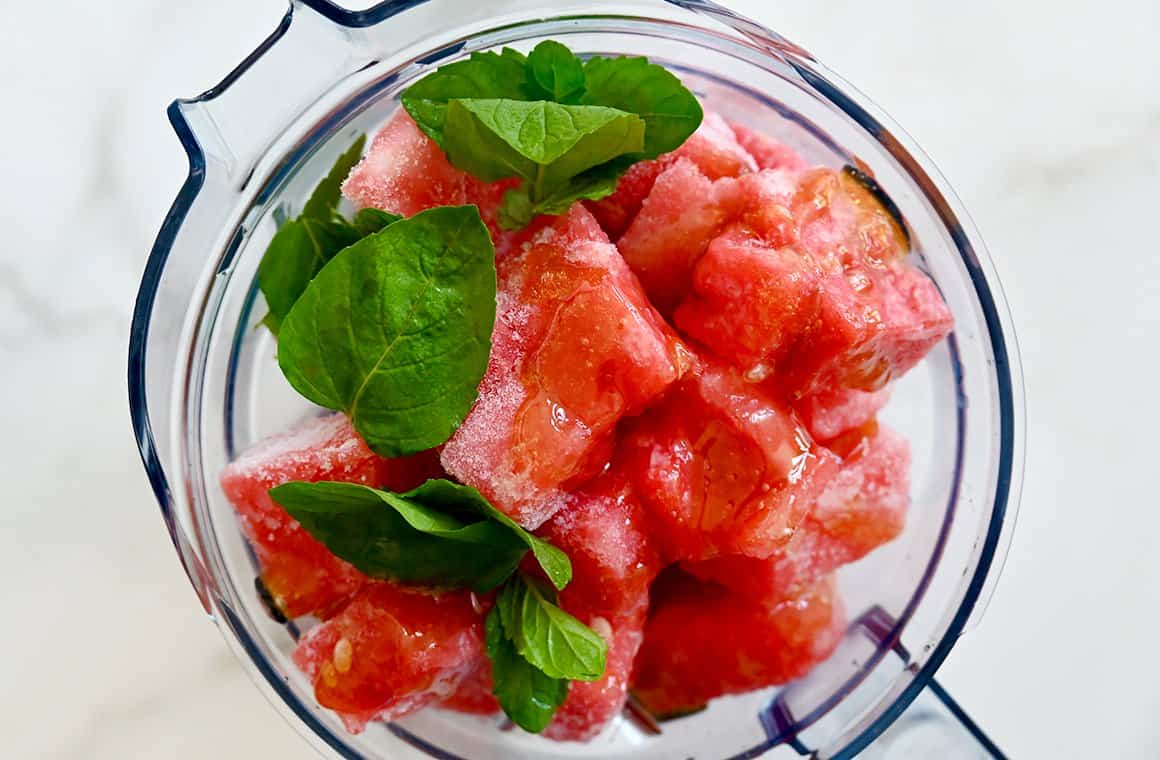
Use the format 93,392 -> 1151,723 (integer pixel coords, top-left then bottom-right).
128,1 -> 1025,757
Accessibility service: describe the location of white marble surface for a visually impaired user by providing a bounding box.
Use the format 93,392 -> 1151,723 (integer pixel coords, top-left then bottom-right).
1,1 -> 1157,758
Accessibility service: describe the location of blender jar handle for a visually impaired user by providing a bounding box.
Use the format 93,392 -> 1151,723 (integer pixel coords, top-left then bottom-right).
869,678 -> 1008,759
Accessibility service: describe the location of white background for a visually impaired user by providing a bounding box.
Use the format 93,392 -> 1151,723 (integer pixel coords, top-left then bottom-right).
1,1 -> 1157,758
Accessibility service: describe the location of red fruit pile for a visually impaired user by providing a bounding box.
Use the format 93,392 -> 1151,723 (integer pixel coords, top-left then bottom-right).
221,104 -> 950,741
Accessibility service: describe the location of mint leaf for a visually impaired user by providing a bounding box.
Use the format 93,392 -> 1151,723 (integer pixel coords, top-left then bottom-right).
401,42 -> 702,230
301,135 -> 366,222
411,479 -> 571,590
527,41 -> 585,103
443,99 -> 644,182
270,480 -> 529,592
442,99 -> 643,229
351,207 -> 402,236
276,205 -> 496,458
258,217 -> 362,335
581,55 -> 703,159
498,575 -> 607,682
486,606 -> 569,733
402,49 -> 534,145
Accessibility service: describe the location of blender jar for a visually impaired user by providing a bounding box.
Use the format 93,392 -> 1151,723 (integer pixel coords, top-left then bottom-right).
128,1 -> 1025,757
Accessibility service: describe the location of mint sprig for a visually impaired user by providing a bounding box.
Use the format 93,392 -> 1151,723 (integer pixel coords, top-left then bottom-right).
276,205 -> 496,458
402,41 -> 702,229
269,479 -> 567,592
271,477 -> 607,732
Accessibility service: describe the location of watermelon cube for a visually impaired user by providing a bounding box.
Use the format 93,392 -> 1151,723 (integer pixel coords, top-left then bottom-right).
220,414 -> 387,619
587,110 -> 756,239
545,599 -> 648,741
674,221 -> 822,376
794,386 -> 892,442
293,582 -> 486,733
685,425 -> 910,602
441,206 -> 688,527
631,572 -> 846,717
622,360 -> 839,562
730,122 -> 808,171
439,660 -> 500,715
342,110 -> 470,217
535,471 -> 662,617
617,159 -> 744,313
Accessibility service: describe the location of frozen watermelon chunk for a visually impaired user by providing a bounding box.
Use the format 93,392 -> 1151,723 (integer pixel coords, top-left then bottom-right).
439,659 -> 499,715
794,386 -> 892,442
631,572 -> 846,717
293,582 -> 486,733
535,471 -> 662,616
675,220 -> 822,375
442,206 -> 688,527
730,122 -> 808,171
622,360 -> 839,562
685,425 -> 910,602
545,598 -> 647,741
342,110 -> 470,217
587,111 -> 756,239
617,159 -> 744,313
221,414 -> 389,619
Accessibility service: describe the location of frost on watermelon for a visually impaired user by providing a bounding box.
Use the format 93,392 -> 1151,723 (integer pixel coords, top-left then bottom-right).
685,424 -> 910,602
667,164 -> 952,396
441,205 -> 688,527
439,660 -> 499,715
220,414 -> 387,619
342,110 -> 469,217
794,386 -> 892,442
622,360 -> 839,562
616,159 -> 745,313
587,110 -> 756,239
340,108 -> 523,252
631,571 -> 846,717
545,598 -> 648,741
729,122 -> 807,172
293,582 -> 486,733
535,470 -> 662,620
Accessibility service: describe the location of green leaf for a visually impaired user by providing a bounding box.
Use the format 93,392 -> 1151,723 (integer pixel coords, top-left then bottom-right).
351,207 -> 402,236
498,575 -> 607,682
258,217 -> 362,336
581,55 -> 703,159
402,49 -> 534,145
486,607 -> 568,733
497,158 -> 627,230
301,135 -> 367,222
445,99 -> 643,178
407,480 -> 572,590
527,41 -> 586,103
269,480 -> 529,592
276,205 -> 496,458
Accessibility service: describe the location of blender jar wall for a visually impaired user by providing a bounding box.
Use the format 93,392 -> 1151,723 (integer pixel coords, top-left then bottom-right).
129,1 -> 1023,757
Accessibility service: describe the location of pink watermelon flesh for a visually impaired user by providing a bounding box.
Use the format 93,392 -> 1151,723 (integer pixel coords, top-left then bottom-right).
439,658 -> 500,716
631,571 -> 846,717
794,386 -> 892,442
342,110 -> 469,217
729,122 -> 808,171
685,424 -> 910,602
293,582 -> 486,733
616,159 -> 745,314
441,205 -> 688,528
535,470 -> 662,619
622,359 -> 839,562
664,164 -> 952,397
587,110 -> 756,239
220,414 -> 383,619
